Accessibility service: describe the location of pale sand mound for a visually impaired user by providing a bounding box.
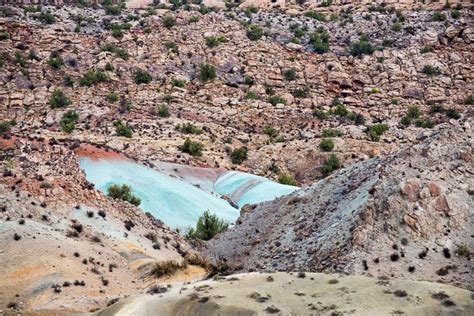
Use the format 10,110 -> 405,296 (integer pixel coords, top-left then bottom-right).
98,272 -> 474,316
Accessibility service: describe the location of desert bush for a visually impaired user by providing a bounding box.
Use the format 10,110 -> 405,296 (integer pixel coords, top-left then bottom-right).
246,24 -> 263,41
134,69 -> 152,84
432,11 -> 446,21
422,65 -> 441,76
163,16 -> 176,28
319,138 -> 334,151
185,210 -> 228,241
283,68 -> 296,81
199,63 -> 216,82
304,10 -> 326,21
48,52 -> 63,69
268,95 -> 285,106
105,4 -> 121,15
349,35 -> 375,57
205,35 -> 227,48
322,128 -> 343,137
321,153 -> 340,175
106,93 -> 118,103
230,147 -> 248,164
107,183 -> 140,206
177,123 -> 201,135
50,89 -> 71,108
420,46 -> 434,54
367,123 -> 389,141
180,138 -> 203,156
446,108 -> 460,119
0,120 -> 11,135
263,125 -> 278,137
292,86 -> 310,98
59,110 -> 79,133
245,91 -> 259,100
79,70 -> 108,86
278,174 -> 297,186
391,22 -> 402,32
39,11 -> 55,24
113,120 -> 133,138
172,78 -> 186,87
309,29 -> 330,54
146,260 -> 184,278
157,104 -> 170,118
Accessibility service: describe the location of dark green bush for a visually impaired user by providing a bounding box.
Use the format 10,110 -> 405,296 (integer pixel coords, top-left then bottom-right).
283,68 -> 296,81
422,65 -> 441,76
432,11 -> 446,21
278,174 -> 297,186
105,5 -> 121,16
349,37 -> 375,57
199,63 -> 216,82
48,52 -> 63,69
367,123 -> 389,141
185,210 -> 228,241
172,78 -> 186,87
113,120 -> 133,138
163,16 -> 176,28
134,69 -> 152,84
464,95 -> 473,105
263,125 -> 278,137
177,123 -> 201,135
230,147 -> 248,164
106,93 -> 118,103
245,91 -> 259,100
319,138 -> 334,152
268,95 -> 285,106
304,10 -> 326,21
79,70 -> 108,86
107,184 -> 141,206
293,86 -> 310,98
446,108 -> 461,119
420,46 -> 434,54
59,110 -> 79,133
406,105 -> 420,119
50,89 -> 71,108
309,29 -> 330,54
0,120 -> 11,135
164,41 -> 178,53
391,22 -> 402,32
246,24 -> 263,41
321,153 -> 340,175
322,128 -> 343,137
414,118 -> 435,128
38,11 -> 55,24
205,35 -> 227,48
180,138 -> 203,156
157,104 -> 170,118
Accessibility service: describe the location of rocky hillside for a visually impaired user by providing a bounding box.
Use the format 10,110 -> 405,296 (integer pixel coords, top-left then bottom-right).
0,137 -> 204,313
206,118 -> 473,290
0,3 -> 472,185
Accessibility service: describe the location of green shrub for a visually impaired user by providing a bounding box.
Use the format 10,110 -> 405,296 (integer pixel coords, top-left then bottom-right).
230,147 -> 248,164
332,104 -> 349,117
59,110 -> 78,133
113,120 -> 133,138
464,95 -> 473,105
304,10 -> 326,22
262,125 -> 278,137
180,138 -> 203,156
414,118 -> 435,128
79,70 -> 108,86
106,93 -> 118,103
348,112 -> 365,125
321,153 -> 340,175
432,11 -> 446,21
446,108 -> 460,119
322,128 -> 342,137
268,95 -> 285,106
185,210 -> 228,241
157,104 -> 170,118
111,29 -> 123,38
105,62 -> 114,72
451,9 -> 461,19
245,91 -> 259,100
283,68 -> 296,81
349,37 -> 375,56
172,78 -> 186,87
367,123 -> 389,141
63,75 -> 74,87
0,120 -> 11,135
100,43 -> 129,60
420,46 -> 434,54
400,116 -> 411,126
293,86 -> 310,98
134,69 -> 152,84
47,52 -> 63,69
105,5 -> 121,16
107,183 -> 140,206
199,63 -> 216,82
422,65 -> 441,76
189,16 -> 199,23
38,11 -> 55,24
0,31 -> 9,40
278,174 -> 297,186
164,41 -> 178,53
177,123 -> 201,135
319,139 -> 334,152
23,5 -> 41,13
163,16 -> 176,29
50,89 -> 71,109
406,105 -> 420,119
244,5 -> 258,17
430,104 -> 444,113
309,29 -> 330,54
391,22 -> 402,32
246,24 -> 263,41
14,52 -> 27,68
244,76 -> 254,86
205,35 -> 227,48
313,109 -> 328,120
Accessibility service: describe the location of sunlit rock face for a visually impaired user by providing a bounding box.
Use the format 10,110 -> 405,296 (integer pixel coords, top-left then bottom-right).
79,157 -> 298,229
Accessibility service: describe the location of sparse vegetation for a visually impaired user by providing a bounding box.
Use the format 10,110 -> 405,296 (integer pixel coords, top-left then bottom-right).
230,147 -> 248,164
367,123 -> 389,141
246,24 -> 263,41
180,138 -> 203,156
422,65 -> 441,76
278,174 -> 297,186
59,110 -> 79,133
319,139 -> 334,152
321,154 -> 340,175
163,16 -> 176,29
107,183 -> 141,206
146,260 -> 184,278
50,89 -> 71,109
113,120 -> 133,138
186,210 -> 229,241
79,70 -> 108,86
199,63 -> 216,82
134,69 -> 152,84
349,35 -> 375,57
